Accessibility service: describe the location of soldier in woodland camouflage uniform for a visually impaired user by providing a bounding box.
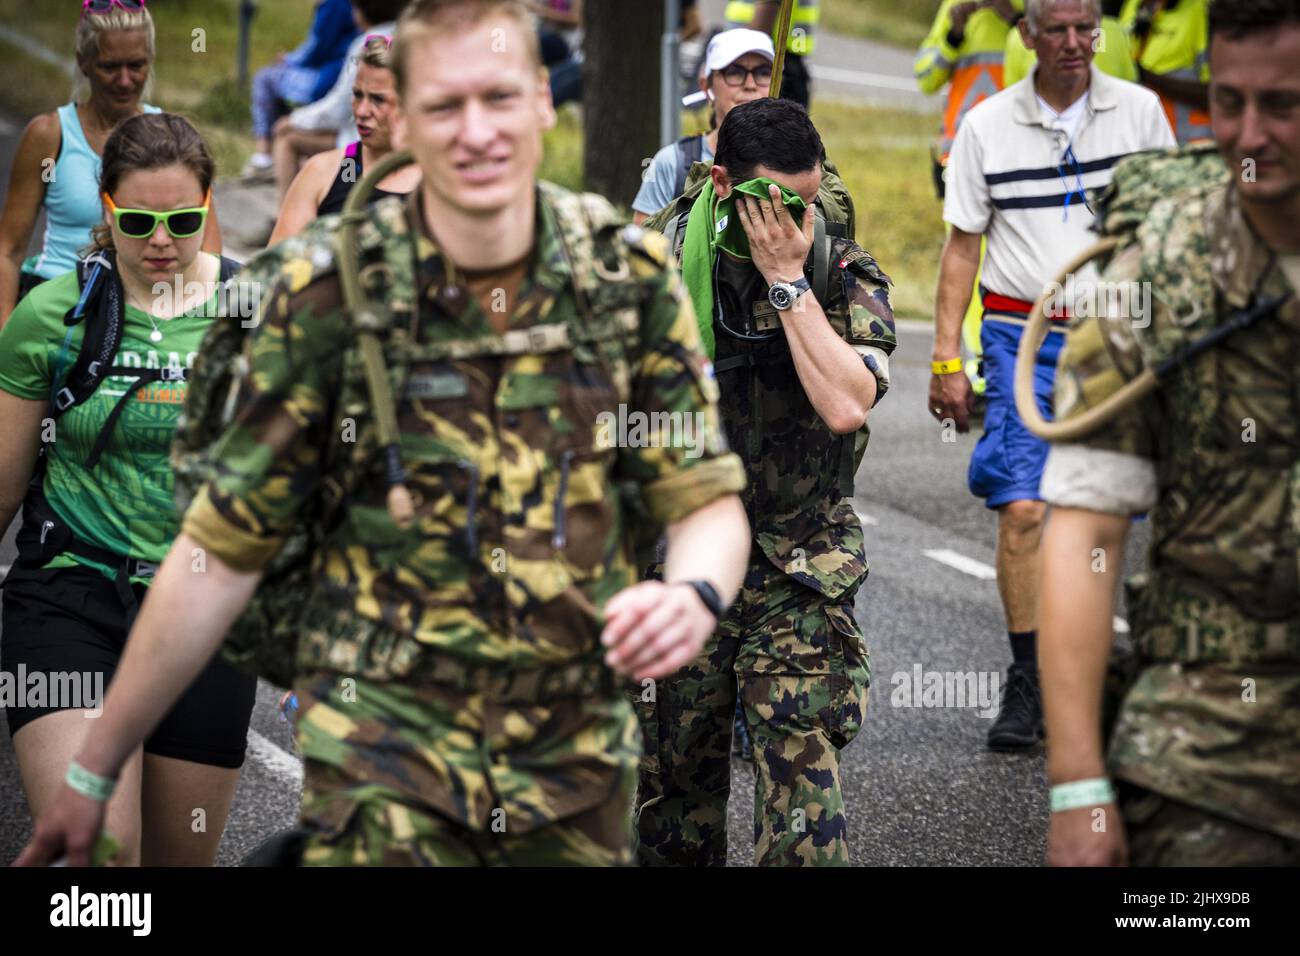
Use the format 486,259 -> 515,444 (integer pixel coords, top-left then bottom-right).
1037,0 -> 1300,867
17,0 -> 752,869
635,99 -> 896,867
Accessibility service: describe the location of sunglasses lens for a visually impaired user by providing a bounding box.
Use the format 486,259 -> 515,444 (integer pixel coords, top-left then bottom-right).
167,211 -> 205,237
117,212 -> 156,237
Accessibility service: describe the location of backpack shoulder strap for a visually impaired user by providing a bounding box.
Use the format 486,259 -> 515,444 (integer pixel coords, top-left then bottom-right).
674,134 -> 705,198
663,207 -> 690,263
812,211 -> 831,308
51,251 -> 123,417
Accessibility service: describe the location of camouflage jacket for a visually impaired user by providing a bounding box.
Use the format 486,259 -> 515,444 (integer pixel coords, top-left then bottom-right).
181,186 -> 745,673
1047,178 -> 1300,840
711,240 -> 896,600
1049,180 -> 1300,665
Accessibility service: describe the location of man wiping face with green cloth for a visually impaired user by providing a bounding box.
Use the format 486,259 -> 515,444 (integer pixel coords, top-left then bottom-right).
634,96 -> 900,868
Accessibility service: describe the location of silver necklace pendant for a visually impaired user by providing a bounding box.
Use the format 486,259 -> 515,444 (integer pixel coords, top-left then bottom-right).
150,328 -> 163,343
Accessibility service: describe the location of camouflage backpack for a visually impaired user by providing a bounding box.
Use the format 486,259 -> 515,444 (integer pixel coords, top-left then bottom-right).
1091,142 -> 1230,263
172,155 -> 646,687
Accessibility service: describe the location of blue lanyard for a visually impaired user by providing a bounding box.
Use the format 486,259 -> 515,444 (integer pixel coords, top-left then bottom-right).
1058,142 -> 1094,223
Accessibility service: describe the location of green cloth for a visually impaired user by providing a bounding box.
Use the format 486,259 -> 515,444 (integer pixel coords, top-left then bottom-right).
679,177 -> 808,358
0,260 -> 220,582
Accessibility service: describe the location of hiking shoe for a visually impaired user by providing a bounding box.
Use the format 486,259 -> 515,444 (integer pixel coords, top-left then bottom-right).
987,662 -> 1043,751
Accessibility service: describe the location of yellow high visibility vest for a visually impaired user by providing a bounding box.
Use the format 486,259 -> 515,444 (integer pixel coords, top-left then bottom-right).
726,0 -> 819,55
1120,0 -> 1211,144
915,0 -> 1026,159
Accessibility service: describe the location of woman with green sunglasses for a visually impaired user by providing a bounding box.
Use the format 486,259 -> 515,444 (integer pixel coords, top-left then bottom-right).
0,112 -> 255,867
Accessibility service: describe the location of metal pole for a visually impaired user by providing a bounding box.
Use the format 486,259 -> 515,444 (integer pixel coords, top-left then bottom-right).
660,0 -> 682,146
237,0 -> 258,92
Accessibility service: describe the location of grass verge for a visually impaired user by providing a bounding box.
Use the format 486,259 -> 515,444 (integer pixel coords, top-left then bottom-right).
822,0 -> 944,51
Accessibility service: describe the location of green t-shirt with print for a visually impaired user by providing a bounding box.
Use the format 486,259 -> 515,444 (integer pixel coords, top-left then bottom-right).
0,259 -> 220,582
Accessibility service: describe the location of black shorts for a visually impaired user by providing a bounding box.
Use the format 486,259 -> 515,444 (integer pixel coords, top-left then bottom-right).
1,564 -> 257,769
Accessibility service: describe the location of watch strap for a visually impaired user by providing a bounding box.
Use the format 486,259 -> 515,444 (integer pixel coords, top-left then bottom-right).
682,579 -> 726,621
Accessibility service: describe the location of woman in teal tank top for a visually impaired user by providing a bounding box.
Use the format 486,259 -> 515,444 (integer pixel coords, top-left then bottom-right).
0,113 -> 254,867
0,4 -> 223,324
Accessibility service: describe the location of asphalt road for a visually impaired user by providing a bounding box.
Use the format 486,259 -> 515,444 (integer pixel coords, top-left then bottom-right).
693,0 -> 941,110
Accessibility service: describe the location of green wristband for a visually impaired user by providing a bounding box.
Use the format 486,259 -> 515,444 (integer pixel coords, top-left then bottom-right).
66,760 -> 117,803
1050,777 -> 1116,812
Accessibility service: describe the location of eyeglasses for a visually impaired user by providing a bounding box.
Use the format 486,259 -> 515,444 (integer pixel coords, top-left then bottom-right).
718,63 -> 773,87
103,190 -> 211,239
364,33 -> 393,49
81,0 -> 147,17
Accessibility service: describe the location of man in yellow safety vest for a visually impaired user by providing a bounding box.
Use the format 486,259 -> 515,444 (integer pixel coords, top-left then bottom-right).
1121,0 -> 1212,144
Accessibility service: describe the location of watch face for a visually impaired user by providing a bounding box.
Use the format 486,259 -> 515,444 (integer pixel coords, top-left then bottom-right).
769,284 -> 793,310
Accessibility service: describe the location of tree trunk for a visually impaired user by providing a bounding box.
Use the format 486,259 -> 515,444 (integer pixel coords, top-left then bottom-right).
581,1 -> 666,206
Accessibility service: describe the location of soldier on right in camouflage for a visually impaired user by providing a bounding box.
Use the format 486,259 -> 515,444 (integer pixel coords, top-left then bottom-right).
1037,0 -> 1300,865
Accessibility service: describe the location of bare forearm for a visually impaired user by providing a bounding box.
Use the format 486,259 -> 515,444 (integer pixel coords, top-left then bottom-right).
77,533 -> 261,778
934,232 -> 980,359
1039,507 -> 1129,784
782,295 -> 876,432
750,0 -> 780,34
1140,69 -> 1210,112
0,253 -> 22,326
663,493 -> 749,605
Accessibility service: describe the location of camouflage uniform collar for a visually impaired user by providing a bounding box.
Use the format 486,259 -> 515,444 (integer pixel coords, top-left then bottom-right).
403,186 -> 563,321
1206,183 -> 1278,309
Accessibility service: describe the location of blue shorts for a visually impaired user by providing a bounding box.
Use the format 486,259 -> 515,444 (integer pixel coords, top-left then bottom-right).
967,314 -> 1065,509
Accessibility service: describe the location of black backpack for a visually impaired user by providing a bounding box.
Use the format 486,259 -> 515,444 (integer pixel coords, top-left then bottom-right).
13,251 -> 241,609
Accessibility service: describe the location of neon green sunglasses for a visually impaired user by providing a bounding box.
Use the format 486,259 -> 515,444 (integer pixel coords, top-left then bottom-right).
103,190 -> 211,239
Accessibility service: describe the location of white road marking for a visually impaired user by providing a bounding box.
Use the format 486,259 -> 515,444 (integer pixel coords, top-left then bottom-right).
246,729 -> 303,786
812,64 -> 930,94
0,25 -> 76,75
922,550 -> 1132,634
923,549 -> 997,580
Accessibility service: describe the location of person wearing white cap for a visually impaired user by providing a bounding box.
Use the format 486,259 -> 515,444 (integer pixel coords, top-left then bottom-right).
631,28 -> 775,224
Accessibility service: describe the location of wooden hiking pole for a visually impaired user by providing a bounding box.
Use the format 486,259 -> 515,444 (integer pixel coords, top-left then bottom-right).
768,0 -> 796,97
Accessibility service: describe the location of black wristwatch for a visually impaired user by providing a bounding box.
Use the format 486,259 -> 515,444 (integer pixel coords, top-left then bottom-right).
681,579 -> 726,621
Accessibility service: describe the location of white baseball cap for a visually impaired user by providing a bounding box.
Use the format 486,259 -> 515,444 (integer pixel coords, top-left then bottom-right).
705,28 -> 775,74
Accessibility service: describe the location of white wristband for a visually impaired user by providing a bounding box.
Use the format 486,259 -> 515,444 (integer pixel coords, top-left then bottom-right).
1050,777 -> 1116,812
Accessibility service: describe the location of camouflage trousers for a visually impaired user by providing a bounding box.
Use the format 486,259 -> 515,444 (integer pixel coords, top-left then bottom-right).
292,665 -> 640,866
1119,784 -> 1300,866
634,563 -> 870,866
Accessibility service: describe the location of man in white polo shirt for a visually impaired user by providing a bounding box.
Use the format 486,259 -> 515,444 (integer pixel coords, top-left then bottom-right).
927,0 -> 1174,751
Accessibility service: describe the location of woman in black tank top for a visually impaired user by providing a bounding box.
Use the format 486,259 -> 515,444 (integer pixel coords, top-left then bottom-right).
268,35 -> 422,245
316,141 -> 407,216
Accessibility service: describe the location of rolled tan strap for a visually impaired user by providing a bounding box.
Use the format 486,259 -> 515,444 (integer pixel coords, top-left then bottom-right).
1014,237 -> 1160,442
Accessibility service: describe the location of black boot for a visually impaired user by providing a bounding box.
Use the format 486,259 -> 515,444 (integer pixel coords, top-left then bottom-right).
732,700 -> 754,763
986,662 -> 1043,751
